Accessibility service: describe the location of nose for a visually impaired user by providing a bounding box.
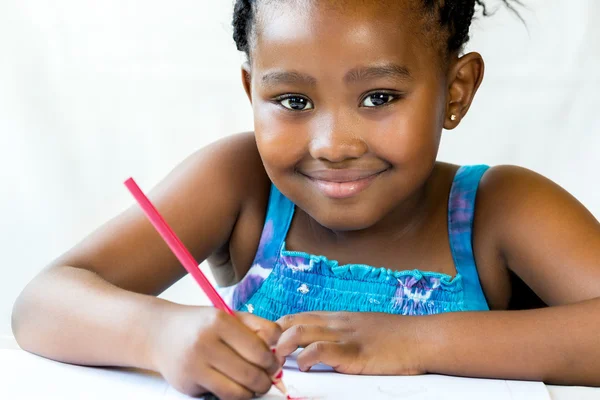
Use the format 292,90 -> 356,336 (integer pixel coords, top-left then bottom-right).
308,114 -> 368,162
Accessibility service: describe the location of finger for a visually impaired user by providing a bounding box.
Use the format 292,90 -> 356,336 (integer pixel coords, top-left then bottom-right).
198,367 -> 254,400
296,341 -> 345,372
277,312 -> 330,331
237,312 -> 282,347
217,315 -> 279,375
271,347 -> 286,368
276,324 -> 339,357
210,339 -> 273,395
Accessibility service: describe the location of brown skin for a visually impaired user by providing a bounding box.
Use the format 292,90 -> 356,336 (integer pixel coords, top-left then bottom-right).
11,0 -> 600,397
11,137 -> 284,399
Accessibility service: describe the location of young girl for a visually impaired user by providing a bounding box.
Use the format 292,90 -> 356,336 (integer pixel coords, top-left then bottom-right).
12,0 -> 600,399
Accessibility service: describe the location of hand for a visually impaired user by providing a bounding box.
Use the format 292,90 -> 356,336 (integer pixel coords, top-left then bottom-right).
276,312 -> 427,376
150,305 -> 282,400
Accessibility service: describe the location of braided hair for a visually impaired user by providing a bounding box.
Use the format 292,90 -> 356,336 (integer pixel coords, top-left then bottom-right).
232,0 -> 523,59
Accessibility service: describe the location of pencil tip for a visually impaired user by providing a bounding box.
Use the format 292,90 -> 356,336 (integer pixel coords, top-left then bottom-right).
274,380 -> 289,397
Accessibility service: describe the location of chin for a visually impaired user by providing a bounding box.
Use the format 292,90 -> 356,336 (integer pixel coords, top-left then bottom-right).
307,203 -> 384,232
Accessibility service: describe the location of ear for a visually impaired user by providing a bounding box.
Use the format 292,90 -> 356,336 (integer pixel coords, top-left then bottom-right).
241,62 -> 253,104
444,52 -> 484,130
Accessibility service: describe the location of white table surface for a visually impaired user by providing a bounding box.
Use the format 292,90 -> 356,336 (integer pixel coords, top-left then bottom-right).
1,336 -> 598,400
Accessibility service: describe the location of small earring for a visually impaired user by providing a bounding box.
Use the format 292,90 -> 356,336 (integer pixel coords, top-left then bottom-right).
450,114 -> 457,121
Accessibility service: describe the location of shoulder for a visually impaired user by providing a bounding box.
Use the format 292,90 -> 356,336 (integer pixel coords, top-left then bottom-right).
474,164 -> 593,233
170,131 -> 271,224
473,165 -> 600,306
181,132 -> 271,215
478,164 -> 562,201
192,132 -> 269,193
187,130 -> 272,238
193,132 -> 272,284
473,164 -> 593,253
148,131 -> 272,286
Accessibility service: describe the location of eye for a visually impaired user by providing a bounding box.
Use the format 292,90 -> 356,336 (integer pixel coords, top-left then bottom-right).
361,93 -> 398,108
278,95 -> 314,111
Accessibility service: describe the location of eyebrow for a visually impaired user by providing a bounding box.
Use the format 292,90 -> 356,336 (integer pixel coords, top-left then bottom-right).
344,64 -> 413,84
259,63 -> 412,87
261,71 -> 317,87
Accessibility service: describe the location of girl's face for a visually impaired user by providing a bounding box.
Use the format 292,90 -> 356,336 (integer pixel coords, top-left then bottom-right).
245,1 -> 453,231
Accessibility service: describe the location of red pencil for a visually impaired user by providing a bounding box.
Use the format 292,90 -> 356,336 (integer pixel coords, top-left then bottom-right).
124,177 -> 289,398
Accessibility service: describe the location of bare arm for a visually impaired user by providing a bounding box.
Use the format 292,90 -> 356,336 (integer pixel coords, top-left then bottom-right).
422,166 -> 600,385
12,266 -> 170,369
11,133 -> 268,369
423,298 -> 600,385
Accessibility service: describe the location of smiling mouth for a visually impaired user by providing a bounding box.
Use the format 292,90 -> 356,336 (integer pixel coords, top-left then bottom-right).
301,168 -> 388,199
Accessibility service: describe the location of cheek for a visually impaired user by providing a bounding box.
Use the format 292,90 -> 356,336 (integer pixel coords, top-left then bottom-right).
370,89 -> 444,165
253,104 -> 308,174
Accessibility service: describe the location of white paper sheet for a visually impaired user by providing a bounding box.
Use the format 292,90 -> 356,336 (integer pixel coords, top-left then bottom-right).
1,350 -> 169,400
256,352 -> 551,400
1,349 -> 550,400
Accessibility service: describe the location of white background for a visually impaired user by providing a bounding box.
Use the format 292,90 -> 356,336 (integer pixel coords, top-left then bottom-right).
0,0 -> 598,344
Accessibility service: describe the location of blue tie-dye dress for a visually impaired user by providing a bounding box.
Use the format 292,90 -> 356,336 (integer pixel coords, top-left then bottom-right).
217,165 -> 490,320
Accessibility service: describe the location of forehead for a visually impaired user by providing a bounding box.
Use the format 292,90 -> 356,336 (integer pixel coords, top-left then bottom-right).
252,0 -> 440,77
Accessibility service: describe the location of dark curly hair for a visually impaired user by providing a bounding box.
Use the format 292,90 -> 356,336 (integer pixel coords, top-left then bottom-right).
232,0 -> 523,59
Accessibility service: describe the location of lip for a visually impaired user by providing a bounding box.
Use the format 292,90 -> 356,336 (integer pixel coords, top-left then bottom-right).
302,168 -> 387,199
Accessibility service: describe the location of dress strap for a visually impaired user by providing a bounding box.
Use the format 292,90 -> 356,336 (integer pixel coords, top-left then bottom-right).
219,183 -> 295,311
253,184 -> 295,267
448,165 -> 490,311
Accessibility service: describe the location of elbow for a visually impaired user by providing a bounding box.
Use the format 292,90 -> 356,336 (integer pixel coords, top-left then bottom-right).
11,279 -> 43,352
11,290 -> 27,349
11,266 -> 63,350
